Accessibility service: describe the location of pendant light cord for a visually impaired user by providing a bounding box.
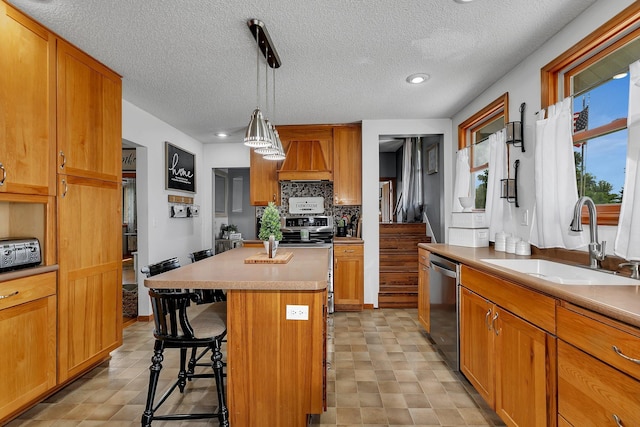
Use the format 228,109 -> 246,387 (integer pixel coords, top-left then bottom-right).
256,26 -> 260,109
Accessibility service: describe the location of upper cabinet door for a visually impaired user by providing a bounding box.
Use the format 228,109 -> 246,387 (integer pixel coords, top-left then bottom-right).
0,3 -> 56,196
57,39 -> 122,182
333,125 -> 361,205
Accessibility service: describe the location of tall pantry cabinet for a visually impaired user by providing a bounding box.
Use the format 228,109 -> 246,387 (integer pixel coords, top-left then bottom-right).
56,39 -> 123,382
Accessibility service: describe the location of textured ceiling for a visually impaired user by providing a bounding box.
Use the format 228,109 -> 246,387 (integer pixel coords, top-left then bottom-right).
8,0 -> 597,144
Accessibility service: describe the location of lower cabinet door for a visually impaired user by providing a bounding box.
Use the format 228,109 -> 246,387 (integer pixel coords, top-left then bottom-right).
0,293 -> 56,421
558,340 -> 640,427
494,307 -> 553,427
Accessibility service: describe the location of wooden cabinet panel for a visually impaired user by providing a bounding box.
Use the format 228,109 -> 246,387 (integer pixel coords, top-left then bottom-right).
333,125 -> 361,205
0,2 -> 56,196
558,340 -> 640,427
57,39 -> 121,182
250,149 -> 281,206
558,304 -> 640,381
227,289 -> 326,426
494,307 -> 555,427
57,175 -> 122,381
277,125 -> 333,181
334,242 -> 363,311
461,265 -> 556,334
0,273 -> 56,424
417,248 -> 430,332
460,287 -> 494,404
460,282 -> 555,427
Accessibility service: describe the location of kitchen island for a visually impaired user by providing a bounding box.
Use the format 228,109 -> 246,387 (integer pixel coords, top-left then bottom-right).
144,246 -> 329,427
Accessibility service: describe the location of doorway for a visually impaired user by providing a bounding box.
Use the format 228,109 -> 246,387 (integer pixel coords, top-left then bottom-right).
122,142 -> 138,327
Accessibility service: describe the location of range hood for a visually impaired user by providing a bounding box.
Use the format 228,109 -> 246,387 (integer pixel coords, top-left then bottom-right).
277,140 -> 333,181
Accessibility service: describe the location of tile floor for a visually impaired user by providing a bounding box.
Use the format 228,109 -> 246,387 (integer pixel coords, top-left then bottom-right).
7,308 -> 504,427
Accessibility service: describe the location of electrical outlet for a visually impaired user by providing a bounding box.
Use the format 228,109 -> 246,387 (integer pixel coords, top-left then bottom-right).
521,209 -> 529,226
286,304 -> 309,320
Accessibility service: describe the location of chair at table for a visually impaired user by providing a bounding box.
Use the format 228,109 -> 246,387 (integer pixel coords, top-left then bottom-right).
140,257 -> 181,279
141,289 -> 228,427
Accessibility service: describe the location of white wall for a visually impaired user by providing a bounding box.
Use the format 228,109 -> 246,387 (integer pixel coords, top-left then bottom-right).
123,100 -> 212,315
362,119 -> 453,308
451,0 -> 635,251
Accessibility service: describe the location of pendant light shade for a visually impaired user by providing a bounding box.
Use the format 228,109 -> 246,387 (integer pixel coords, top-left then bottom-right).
264,128 -> 286,161
244,108 -> 272,148
254,121 -> 279,154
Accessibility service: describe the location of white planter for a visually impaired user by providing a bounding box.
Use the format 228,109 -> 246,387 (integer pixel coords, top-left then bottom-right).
263,240 -> 279,258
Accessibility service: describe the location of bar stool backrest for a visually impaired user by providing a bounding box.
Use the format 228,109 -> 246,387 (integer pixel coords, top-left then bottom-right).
141,257 -> 181,278
188,249 -> 225,303
188,249 -> 214,263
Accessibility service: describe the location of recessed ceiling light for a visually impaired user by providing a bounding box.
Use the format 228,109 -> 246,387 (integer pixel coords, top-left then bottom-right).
406,73 -> 430,84
453,0 -> 475,3
613,72 -> 628,80
215,132 -> 229,137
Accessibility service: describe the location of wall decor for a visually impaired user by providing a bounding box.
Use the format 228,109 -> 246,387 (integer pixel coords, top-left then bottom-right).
122,148 -> 136,171
427,144 -> 438,174
165,142 -> 196,193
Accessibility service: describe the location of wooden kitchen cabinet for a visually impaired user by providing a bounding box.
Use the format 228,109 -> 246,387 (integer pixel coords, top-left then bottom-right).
417,247 -> 430,332
459,265 -> 556,427
57,175 -> 122,382
0,272 -> 57,424
557,303 -> 640,426
0,2 -> 56,196
333,240 -> 364,311
333,125 -> 361,205
57,39 -> 121,183
277,125 -> 333,181
250,149 -> 281,206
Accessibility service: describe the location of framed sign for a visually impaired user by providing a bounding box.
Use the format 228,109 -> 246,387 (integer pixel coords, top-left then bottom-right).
165,142 -> 196,193
122,148 -> 136,171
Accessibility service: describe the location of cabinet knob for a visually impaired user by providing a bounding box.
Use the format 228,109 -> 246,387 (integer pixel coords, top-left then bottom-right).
0,162 -> 5,186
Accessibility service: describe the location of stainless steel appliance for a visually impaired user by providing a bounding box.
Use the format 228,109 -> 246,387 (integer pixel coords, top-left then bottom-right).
428,252 -> 460,371
0,237 -> 42,272
276,197 -> 335,312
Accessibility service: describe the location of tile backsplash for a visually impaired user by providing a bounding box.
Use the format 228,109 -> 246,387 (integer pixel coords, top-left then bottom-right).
255,182 -> 361,234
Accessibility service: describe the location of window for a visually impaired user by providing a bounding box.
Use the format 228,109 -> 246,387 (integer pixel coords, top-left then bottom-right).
542,2 -> 640,225
458,93 -> 508,209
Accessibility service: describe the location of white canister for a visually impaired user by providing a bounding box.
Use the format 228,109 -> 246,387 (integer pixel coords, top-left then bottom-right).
516,240 -> 532,255
505,236 -> 520,254
494,232 -> 508,252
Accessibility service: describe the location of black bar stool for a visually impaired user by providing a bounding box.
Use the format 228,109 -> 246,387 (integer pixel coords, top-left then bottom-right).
141,289 -> 229,426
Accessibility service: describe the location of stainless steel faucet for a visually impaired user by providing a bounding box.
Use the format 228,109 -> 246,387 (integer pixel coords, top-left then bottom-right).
570,196 -> 606,269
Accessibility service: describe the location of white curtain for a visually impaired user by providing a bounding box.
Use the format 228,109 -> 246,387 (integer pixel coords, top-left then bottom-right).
398,138 -> 413,222
615,60 -> 640,259
530,98 -> 586,249
452,147 -> 470,212
485,129 -> 511,241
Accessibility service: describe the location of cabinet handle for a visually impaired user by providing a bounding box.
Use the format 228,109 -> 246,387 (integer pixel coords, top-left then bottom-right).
492,311 -> 500,336
61,179 -> 68,198
272,193 -> 276,202
485,309 -> 492,331
59,150 -> 66,169
0,162 -> 5,186
421,255 -> 427,261
343,249 -> 355,253
612,345 -> 640,364
422,266 -> 428,271
0,291 -> 19,300
613,414 -> 623,427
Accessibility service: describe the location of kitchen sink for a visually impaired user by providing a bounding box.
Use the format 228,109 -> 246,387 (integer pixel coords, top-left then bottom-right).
480,259 -> 639,285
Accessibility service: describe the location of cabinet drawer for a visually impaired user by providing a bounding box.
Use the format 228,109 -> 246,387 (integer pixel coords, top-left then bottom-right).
558,340 -> 640,427
334,244 -> 363,257
460,265 -> 556,333
0,272 -> 56,311
558,304 -> 640,381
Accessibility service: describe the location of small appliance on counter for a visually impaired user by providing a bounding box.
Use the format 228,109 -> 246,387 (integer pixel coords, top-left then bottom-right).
448,211 -> 489,247
0,237 -> 42,272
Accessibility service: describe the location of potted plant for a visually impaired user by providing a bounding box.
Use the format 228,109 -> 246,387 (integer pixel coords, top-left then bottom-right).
259,202 -> 283,257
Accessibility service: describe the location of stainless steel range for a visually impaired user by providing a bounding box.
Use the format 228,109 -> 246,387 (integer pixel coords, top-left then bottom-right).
278,197 -> 334,312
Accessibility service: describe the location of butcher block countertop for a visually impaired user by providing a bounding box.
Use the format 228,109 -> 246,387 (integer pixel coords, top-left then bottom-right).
420,243 -> 640,328
144,246 -> 329,291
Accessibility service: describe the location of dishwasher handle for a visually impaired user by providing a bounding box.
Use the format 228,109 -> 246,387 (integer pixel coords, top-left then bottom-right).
430,260 -> 458,279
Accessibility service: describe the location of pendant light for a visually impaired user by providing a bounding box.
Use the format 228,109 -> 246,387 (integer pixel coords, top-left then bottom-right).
255,46 -> 279,155
244,24 -> 271,147
264,64 -> 286,160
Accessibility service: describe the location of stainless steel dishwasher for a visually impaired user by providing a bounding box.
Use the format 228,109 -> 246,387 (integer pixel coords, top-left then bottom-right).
428,253 -> 460,371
